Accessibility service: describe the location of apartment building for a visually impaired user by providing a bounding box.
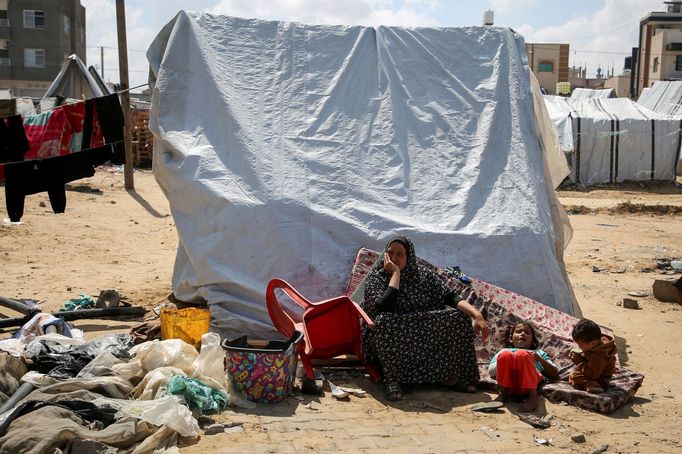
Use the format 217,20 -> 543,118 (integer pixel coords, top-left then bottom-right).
0,0 -> 86,98
525,42 -> 570,95
632,1 -> 682,98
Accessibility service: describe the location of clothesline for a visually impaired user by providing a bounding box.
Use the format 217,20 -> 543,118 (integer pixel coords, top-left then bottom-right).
1,92 -> 126,222
0,83 -> 152,118
117,82 -> 151,94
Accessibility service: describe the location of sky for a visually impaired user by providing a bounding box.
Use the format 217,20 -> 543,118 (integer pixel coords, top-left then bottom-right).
81,0 -> 667,92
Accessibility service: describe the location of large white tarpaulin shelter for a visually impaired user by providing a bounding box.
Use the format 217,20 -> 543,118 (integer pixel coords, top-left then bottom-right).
544,96 -> 682,185
636,80 -> 682,116
147,12 -> 578,339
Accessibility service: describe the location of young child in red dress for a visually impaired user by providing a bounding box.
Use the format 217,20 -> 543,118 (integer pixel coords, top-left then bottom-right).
489,322 -> 559,412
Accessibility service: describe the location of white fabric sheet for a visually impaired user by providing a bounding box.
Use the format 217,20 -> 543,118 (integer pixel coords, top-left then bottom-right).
147,12 -> 576,338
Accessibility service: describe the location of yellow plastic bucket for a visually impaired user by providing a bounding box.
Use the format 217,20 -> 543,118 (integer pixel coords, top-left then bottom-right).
160,307 -> 211,349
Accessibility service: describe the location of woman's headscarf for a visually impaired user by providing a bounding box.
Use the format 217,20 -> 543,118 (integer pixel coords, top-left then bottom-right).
362,237 -> 449,317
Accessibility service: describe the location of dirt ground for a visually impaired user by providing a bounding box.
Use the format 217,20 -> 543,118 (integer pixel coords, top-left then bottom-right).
1,168 -> 681,453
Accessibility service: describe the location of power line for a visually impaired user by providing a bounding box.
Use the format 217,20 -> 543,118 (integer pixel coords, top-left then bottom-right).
573,49 -> 632,56
563,19 -> 640,41
87,45 -> 147,53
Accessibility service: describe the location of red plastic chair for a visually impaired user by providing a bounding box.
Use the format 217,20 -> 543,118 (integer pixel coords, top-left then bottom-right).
266,278 -> 381,382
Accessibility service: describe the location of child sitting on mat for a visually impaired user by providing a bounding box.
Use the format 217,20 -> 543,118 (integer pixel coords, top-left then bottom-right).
489,321 -> 559,412
569,319 -> 617,394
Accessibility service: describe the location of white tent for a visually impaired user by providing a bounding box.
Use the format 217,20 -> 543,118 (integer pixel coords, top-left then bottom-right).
543,95 -> 576,153
40,54 -> 109,104
147,12 -> 578,339
636,80 -> 682,116
570,87 -> 616,100
544,96 -> 682,185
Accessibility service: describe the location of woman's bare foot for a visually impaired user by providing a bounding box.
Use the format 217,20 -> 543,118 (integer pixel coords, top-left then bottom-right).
519,389 -> 539,412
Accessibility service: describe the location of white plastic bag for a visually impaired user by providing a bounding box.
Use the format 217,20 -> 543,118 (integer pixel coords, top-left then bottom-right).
118,395 -> 200,437
76,350 -> 125,378
132,366 -> 186,400
112,339 -> 198,381
190,333 -> 228,393
192,332 -> 255,409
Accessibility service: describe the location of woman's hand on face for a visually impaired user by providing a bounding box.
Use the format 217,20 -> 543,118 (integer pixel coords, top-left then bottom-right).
473,315 -> 489,342
383,253 -> 400,276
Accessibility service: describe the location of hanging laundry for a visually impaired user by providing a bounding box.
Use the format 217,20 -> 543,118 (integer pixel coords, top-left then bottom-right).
22,108 -> 67,158
1,93 -> 124,221
4,146 -> 113,222
22,101 -> 105,160
93,93 -> 125,162
0,115 -> 31,181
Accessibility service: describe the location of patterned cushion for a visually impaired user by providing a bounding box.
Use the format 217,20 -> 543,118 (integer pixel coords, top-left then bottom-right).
347,247 -> 644,414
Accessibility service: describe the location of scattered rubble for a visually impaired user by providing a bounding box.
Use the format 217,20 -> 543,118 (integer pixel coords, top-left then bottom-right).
571,432 -> 586,443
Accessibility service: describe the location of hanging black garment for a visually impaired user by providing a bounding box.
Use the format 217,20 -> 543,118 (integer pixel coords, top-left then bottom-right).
93,93 -> 125,163
4,146 -> 114,222
0,115 -> 30,164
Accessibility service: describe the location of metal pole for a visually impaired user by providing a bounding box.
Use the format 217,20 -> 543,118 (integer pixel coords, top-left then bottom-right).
0,306 -> 148,329
0,296 -> 37,316
0,383 -> 35,415
116,0 -> 134,190
100,46 -> 104,78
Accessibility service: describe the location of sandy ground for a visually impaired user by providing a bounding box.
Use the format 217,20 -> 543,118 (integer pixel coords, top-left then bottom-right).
1,168 -> 681,453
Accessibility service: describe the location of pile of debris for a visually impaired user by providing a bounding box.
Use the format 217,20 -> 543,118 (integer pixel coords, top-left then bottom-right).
0,292 -> 250,453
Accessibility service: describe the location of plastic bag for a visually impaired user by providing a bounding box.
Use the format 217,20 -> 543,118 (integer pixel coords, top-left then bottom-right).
165,375 -> 228,413
28,334 -> 134,379
76,351 -> 126,378
192,332 -> 254,409
112,339 -> 198,382
87,334 -> 134,359
118,395 -> 199,437
132,366 -> 186,400
191,333 -> 228,394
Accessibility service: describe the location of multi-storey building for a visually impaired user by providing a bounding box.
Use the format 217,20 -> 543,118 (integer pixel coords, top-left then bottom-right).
525,42 -> 570,95
632,1 -> 682,98
0,0 -> 85,98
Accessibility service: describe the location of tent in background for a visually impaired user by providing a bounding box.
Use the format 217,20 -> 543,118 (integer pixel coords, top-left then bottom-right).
570,87 -> 616,100
147,12 -> 578,339
87,66 -> 113,97
40,54 -> 109,104
636,80 -> 682,116
544,96 -> 682,185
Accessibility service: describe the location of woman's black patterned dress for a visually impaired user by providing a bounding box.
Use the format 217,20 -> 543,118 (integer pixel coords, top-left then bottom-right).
361,238 -> 479,385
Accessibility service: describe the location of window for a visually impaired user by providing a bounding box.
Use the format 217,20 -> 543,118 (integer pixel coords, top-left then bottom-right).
63,15 -> 70,34
24,48 -> 45,68
23,10 -> 45,29
0,48 -> 9,66
538,61 -> 553,72
653,57 -> 659,73
676,55 -> 682,71
0,10 -> 9,27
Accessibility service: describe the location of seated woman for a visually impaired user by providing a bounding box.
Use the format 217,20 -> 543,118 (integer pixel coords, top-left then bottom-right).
361,236 -> 489,401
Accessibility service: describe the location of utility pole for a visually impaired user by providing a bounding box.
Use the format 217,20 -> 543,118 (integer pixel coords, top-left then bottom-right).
116,0 -> 134,190
100,46 -> 104,78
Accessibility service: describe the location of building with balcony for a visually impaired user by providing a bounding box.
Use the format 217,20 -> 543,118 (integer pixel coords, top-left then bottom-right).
632,1 -> 682,98
525,42 -> 570,95
0,0 -> 85,98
